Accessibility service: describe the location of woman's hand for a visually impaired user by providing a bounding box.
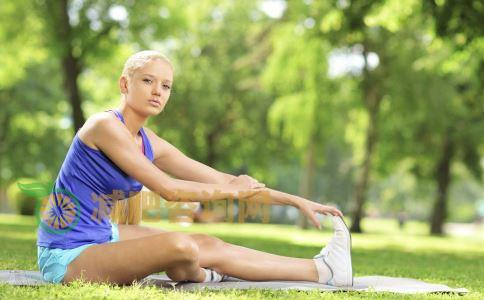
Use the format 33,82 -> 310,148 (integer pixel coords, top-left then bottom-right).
296,199 -> 343,230
229,175 -> 265,189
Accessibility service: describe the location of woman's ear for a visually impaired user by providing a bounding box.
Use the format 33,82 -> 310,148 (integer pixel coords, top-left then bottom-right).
119,76 -> 128,94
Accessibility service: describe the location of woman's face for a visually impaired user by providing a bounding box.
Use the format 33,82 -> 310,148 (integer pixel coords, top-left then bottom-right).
120,58 -> 174,116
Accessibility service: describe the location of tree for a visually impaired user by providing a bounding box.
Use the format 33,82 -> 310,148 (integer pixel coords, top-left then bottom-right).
262,1 -> 352,228
0,0 -> 54,202
36,0 -> 184,133
370,1 -> 484,234
151,0 -> 277,178
421,0 -> 484,234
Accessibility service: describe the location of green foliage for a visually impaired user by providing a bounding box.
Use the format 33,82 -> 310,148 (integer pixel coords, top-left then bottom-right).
423,0 -> 484,42
264,24 -> 331,150
0,61 -> 69,186
6,179 -> 39,216
149,0 -> 278,181
0,0 -> 481,228
0,1 -> 46,89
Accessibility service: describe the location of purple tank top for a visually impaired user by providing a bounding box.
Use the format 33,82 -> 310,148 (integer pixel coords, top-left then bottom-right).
37,110 -> 154,249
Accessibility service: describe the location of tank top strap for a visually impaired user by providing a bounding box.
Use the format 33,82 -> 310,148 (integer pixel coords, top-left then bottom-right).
109,109 -> 125,124
139,127 -> 154,161
105,109 -> 153,160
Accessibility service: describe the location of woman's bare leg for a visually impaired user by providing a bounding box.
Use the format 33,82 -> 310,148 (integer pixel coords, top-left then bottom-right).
118,224 -> 319,282
194,233 -> 319,281
63,231 -> 206,284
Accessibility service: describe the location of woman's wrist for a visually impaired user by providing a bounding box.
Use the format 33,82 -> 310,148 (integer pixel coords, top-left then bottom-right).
290,195 -> 307,209
264,188 -> 305,207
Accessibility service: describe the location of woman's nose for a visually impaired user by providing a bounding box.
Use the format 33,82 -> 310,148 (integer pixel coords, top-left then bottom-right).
152,84 -> 162,95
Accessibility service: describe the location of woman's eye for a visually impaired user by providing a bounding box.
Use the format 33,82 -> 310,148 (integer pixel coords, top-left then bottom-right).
163,84 -> 171,90
143,79 -> 152,84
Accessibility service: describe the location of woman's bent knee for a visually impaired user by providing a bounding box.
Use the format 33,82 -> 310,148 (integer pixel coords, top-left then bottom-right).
192,233 -> 225,250
165,233 -> 199,264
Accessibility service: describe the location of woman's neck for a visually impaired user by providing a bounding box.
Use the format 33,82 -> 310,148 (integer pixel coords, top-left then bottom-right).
116,103 -> 148,137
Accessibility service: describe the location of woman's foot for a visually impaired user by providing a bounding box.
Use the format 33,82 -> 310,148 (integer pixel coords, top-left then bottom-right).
313,216 -> 353,287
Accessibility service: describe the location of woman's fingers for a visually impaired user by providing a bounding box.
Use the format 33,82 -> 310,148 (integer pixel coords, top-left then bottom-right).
244,175 -> 265,189
330,206 -> 343,217
325,208 -> 341,217
302,206 -> 321,230
299,201 -> 345,230
315,205 -> 343,217
311,214 -> 322,230
251,182 -> 265,188
232,175 -> 263,189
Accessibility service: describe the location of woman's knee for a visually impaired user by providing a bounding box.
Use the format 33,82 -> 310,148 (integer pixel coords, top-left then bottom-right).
165,232 -> 199,264
191,233 -> 225,250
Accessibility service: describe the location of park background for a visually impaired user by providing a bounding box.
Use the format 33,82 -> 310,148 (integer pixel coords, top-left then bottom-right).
1,0 -> 482,234
0,0 -> 483,298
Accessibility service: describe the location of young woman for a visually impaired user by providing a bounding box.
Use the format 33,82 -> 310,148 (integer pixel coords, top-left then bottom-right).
37,50 -> 353,287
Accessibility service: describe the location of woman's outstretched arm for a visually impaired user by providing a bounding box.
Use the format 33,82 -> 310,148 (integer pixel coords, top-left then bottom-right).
90,116 -> 261,202
145,128 -> 342,228
252,188 -> 343,229
145,127 -> 237,185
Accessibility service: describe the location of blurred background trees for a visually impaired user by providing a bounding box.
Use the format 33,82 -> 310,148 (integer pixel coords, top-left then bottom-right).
0,0 -> 482,235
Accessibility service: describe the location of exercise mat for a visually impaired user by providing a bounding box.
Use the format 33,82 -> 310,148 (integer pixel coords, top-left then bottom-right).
0,270 -> 468,295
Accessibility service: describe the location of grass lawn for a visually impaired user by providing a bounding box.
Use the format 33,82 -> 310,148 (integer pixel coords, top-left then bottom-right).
0,213 -> 482,299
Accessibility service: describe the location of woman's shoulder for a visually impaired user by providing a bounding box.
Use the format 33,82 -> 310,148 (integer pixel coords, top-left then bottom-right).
77,111 -> 120,149
142,127 -> 173,160
142,126 -> 158,140
142,126 -> 162,148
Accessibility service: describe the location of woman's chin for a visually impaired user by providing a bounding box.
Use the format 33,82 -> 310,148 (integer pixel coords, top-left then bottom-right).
146,106 -> 164,116
129,106 -> 163,118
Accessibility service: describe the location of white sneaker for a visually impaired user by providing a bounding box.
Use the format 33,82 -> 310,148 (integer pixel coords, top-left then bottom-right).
314,216 -> 353,287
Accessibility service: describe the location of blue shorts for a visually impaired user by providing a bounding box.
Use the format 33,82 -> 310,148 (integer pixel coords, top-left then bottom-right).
37,223 -> 120,283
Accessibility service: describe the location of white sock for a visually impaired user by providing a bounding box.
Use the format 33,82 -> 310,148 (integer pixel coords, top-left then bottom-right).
202,268 -> 224,282
313,258 -> 332,284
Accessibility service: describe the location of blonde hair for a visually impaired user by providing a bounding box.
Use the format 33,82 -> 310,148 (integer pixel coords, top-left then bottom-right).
110,195 -> 143,225
121,50 -> 173,81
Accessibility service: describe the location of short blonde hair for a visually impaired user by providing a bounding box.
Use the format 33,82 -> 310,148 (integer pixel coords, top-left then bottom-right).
121,50 -> 172,80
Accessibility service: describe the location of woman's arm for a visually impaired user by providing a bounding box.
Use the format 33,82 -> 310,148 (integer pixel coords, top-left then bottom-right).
144,128 -> 342,228
249,188 -> 343,229
145,127 -> 236,184
90,116 -> 260,202
145,128 -> 265,190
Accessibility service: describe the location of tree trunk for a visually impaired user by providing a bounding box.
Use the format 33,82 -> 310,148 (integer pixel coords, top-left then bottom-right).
0,188 -> 10,213
350,43 -> 382,233
298,138 -> 316,229
205,129 -> 218,167
0,110 -> 10,212
204,100 -> 236,167
0,108 -> 11,194
350,101 -> 380,232
58,0 -> 85,133
430,133 -> 454,235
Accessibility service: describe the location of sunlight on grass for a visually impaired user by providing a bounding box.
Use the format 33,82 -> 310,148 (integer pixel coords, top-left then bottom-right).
0,213 -> 483,299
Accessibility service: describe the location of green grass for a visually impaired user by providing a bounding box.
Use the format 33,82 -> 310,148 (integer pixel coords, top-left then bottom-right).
0,213 -> 482,299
